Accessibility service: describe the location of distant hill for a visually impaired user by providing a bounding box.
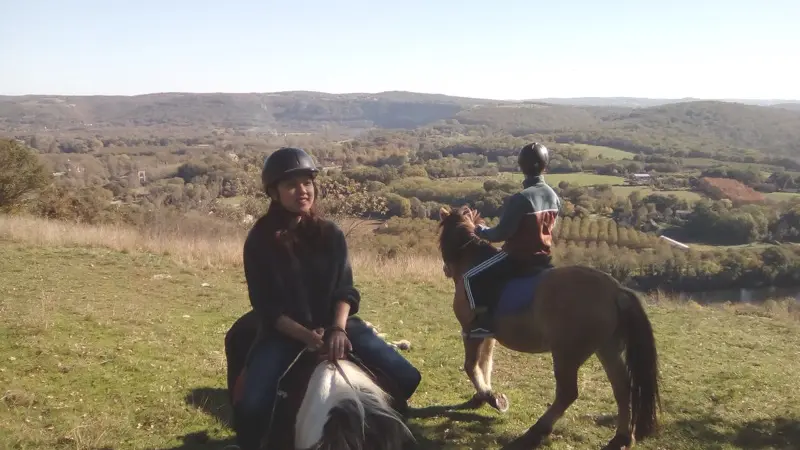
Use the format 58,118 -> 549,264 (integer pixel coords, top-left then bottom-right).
773,103 -> 800,112
603,101 -> 800,156
0,91 -> 496,133
533,97 -> 800,109
2,91 -> 800,158
532,97 -> 698,108
452,100 -> 800,157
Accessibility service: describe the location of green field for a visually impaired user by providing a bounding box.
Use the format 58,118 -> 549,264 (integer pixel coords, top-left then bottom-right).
766,191 -> 800,202
2,217 -> 800,449
567,143 -> 637,160
391,173 -> 626,195
610,186 -> 704,202
503,172 -> 626,187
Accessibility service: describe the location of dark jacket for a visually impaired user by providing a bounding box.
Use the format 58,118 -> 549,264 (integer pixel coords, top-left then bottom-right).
475,175 -> 561,261
242,213 -> 360,335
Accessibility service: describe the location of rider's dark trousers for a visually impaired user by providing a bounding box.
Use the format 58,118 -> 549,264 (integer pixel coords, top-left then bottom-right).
463,251 -> 512,315
233,316 -> 422,449
463,252 -> 554,317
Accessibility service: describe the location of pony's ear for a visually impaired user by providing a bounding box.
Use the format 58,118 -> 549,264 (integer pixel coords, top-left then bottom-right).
439,207 -> 450,220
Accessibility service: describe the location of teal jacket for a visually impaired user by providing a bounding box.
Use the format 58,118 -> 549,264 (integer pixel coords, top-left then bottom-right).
476,175 -> 561,260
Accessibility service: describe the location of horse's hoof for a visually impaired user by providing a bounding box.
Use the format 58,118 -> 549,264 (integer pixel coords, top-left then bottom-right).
488,392 -> 510,413
601,434 -> 633,450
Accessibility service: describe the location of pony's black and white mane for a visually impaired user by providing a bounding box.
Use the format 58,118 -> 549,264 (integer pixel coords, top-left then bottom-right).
295,359 -> 413,450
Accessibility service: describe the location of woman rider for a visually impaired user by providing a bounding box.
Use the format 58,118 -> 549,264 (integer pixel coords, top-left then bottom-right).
233,147 -> 422,450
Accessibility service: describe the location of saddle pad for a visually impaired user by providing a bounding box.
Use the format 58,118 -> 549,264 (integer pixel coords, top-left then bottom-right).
494,269 -> 550,316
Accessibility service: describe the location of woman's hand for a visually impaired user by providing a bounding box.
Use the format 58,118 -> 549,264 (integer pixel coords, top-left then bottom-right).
305,327 -> 325,352
325,326 -> 352,361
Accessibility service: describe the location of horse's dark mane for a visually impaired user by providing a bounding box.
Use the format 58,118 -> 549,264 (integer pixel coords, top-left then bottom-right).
318,403 -> 408,450
438,207 -> 499,268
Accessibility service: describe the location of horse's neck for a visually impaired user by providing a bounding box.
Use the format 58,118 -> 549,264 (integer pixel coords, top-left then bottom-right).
468,241 -> 500,267
452,241 -> 499,280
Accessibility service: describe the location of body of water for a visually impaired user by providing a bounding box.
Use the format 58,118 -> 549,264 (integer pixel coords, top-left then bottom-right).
671,286 -> 800,304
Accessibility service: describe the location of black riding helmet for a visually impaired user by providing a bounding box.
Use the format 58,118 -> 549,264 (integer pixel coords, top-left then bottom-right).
518,142 -> 550,177
261,147 -> 319,193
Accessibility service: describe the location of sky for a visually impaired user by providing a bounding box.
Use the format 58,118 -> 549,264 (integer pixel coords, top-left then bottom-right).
1,0 -> 798,100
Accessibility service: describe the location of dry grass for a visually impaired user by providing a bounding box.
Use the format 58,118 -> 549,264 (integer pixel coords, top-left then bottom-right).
0,213 -> 245,267
0,214 -> 443,283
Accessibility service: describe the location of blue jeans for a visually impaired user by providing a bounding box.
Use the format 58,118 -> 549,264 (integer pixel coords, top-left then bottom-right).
346,316 -> 422,401
234,335 -> 304,450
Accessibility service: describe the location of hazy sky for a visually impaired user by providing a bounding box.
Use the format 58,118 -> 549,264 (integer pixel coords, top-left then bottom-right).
1,0 -> 798,99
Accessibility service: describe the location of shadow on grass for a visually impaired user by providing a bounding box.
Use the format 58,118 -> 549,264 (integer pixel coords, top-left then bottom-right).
143,387 -> 235,450
151,388 -> 517,449
184,387 -> 232,428
666,415 -> 800,449
405,403 -> 517,449
147,431 -> 237,450
589,412 -> 800,450
154,387 -> 800,450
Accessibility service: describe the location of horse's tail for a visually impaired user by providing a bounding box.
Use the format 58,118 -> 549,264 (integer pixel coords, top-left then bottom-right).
295,360 -> 413,450
617,287 -> 661,441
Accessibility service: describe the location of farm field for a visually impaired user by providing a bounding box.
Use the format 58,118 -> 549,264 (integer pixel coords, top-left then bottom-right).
610,186 -> 704,202
766,191 -> 800,202
502,172 -> 626,187
567,143 -> 636,160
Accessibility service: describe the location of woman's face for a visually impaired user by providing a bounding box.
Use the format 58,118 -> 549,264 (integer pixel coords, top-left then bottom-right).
275,173 -> 315,214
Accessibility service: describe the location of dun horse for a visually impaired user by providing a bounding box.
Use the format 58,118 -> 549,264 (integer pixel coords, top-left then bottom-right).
437,206 -> 661,450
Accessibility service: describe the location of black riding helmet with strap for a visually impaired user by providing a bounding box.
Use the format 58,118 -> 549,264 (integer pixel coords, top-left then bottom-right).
261,147 -> 320,195
518,142 -> 550,177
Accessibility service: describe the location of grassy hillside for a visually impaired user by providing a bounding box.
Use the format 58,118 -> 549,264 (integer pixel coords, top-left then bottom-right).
1,215 -> 799,449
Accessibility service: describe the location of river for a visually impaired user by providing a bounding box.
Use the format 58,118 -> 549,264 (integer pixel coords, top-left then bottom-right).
670,286 -> 800,304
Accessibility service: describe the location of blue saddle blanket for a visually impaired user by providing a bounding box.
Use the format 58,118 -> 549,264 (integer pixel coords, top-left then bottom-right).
493,269 -> 550,316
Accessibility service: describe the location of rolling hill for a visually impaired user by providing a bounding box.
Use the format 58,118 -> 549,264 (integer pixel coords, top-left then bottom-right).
2,91 -> 800,158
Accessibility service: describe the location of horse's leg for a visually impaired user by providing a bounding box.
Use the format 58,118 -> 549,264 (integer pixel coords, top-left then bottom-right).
476,337 -> 509,412
508,349 -> 588,449
460,336 -> 492,409
596,342 -> 634,450
478,337 -> 496,389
